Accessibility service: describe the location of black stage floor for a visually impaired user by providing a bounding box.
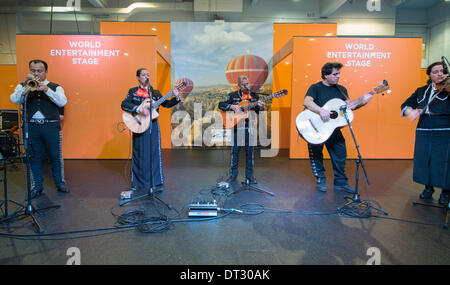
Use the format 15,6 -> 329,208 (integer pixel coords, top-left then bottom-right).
0,149 -> 449,265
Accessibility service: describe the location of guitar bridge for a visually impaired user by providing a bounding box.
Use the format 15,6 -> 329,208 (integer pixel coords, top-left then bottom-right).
133,115 -> 141,125
308,119 -> 319,133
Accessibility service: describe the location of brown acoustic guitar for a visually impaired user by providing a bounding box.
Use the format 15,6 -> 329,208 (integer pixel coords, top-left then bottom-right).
122,81 -> 186,133
221,89 -> 288,128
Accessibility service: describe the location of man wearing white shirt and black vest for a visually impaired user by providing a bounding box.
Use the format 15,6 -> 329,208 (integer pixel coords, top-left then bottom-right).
10,59 -> 69,198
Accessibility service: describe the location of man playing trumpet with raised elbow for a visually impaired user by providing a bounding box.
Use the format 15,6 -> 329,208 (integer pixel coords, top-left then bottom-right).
10,59 -> 69,199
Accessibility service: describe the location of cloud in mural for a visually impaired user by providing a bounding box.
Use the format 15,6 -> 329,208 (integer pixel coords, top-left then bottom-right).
225,54 -> 269,92
171,22 -> 273,87
193,24 -> 253,54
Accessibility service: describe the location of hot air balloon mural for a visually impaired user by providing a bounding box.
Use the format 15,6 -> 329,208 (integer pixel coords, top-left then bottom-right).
174,77 -> 194,99
225,54 -> 269,92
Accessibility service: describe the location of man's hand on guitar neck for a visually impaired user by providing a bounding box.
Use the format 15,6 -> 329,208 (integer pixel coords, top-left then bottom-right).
346,91 -> 374,110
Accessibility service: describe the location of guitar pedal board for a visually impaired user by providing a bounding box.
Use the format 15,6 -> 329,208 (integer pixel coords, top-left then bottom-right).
188,199 -> 218,217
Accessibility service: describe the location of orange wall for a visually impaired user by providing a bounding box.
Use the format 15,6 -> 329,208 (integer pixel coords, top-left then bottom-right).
289,37 -> 422,159
16,35 -> 159,159
100,22 -> 173,148
273,24 -> 337,149
0,65 -> 19,110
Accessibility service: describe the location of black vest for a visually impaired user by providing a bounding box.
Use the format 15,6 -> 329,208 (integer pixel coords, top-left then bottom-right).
25,82 -> 61,121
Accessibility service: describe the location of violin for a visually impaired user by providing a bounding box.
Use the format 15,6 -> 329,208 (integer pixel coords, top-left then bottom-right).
435,77 -> 450,93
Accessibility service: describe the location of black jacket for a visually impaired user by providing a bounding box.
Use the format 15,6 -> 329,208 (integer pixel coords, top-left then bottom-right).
218,90 -> 261,112
401,84 -> 449,129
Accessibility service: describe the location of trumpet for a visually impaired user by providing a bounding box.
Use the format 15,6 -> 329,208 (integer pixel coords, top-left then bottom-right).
25,78 -> 40,91
20,77 -> 40,102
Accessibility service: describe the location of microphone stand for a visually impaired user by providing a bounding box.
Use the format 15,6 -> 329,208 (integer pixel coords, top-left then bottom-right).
337,106 -> 388,216
0,152 -> 24,220
0,89 -> 60,233
120,84 -> 172,210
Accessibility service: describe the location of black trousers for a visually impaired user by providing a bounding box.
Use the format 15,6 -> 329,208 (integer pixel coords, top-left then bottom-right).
28,122 -> 66,191
230,127 -> 255,179
307,129 -> 348,186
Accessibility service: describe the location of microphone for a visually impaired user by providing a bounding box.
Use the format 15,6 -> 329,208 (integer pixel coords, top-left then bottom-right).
442,56 -> 449,75
340,105 -> 347,112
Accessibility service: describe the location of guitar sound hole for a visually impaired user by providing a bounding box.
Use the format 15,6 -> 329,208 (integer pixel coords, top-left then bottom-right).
330,111 -> 338,119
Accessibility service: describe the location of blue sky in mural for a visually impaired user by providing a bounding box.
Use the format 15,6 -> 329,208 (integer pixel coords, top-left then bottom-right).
171,22 -> 273,89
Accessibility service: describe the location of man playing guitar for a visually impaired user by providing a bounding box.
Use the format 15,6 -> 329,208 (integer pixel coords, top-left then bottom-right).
218,75 -> 264,184
303,62 -> 374,193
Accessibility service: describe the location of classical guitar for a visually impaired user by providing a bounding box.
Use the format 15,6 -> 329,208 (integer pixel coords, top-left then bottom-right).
122,81 -> 186,134
221,89 -> 288,128
296,80 -> 389,145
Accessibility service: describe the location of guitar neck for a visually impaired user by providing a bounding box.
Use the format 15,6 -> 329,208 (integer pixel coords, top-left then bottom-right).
242,93 -> 277,111
153,90 -> 174,109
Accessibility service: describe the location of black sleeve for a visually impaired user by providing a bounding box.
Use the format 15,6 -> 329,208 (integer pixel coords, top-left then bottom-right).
252,93 -> 261,112
159,90 -> 181,108
218,93 -> 234,111
401,88 -> 419,112
121,88 -> 140,114
305,84 -> 318,101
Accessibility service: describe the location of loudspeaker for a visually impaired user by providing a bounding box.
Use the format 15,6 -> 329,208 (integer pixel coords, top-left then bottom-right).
0,109 -> 19,131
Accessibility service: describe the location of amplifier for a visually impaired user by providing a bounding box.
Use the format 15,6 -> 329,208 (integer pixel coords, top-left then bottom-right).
0,133 -> 19,159
0,109 -> 19,131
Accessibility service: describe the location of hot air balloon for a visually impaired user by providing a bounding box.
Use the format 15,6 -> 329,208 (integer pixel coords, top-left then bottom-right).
174,77 -> 194,99
225,54 -> 268,92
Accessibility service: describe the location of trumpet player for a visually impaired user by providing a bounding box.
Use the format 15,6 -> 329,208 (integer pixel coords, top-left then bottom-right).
10,59 -> 69,199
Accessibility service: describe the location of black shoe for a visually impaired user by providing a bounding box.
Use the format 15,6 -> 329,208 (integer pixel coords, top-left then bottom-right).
26,188 -> 43,201
438,190 -> 449,205
57,185 -> 70,193
419,187 -> 434,200
334,184 -> 356,194
245,177 -> 258,184
154,185 -> 165,194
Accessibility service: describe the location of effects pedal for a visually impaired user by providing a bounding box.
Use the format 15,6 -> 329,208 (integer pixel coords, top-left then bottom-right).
216,181 -> 230,189
188,199 -> 218,217
120,190 -> 133,200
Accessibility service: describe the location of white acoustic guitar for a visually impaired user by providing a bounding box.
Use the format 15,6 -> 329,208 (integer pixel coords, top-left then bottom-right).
296,80 -> 389,145
122,81 -> 186,134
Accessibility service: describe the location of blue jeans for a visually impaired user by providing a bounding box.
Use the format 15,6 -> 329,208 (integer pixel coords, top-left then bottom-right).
307,129 -> 348,186
28,122 -> 65,190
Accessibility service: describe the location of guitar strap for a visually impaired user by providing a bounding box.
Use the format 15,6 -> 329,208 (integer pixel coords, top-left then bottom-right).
334,84 -> 350,101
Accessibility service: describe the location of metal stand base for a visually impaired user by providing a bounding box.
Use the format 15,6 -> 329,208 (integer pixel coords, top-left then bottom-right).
0,202 -> 61,233
338,193 -> 388,217
231,179 -> 275,197
413,201 -> 449,229
119,187 -> 172,210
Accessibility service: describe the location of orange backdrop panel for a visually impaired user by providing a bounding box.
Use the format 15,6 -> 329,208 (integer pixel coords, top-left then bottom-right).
16,35 -> 159,159
273,24 -> 337,149
289,37 -> 422,159
100,21 -> 173,148
0,65 -> 19,110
